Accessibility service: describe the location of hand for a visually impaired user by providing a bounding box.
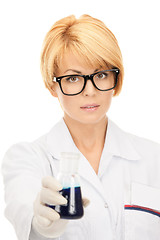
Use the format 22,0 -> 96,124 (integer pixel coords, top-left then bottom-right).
32,176 -> 90,238
32,176 -> 68,238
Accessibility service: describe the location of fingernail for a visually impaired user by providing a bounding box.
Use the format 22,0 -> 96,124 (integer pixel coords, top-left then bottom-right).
60,197 -> 67,205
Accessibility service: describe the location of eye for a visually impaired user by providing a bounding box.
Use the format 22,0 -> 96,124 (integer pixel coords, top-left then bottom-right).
65,76 -> 80,83
96,72 -> 108,79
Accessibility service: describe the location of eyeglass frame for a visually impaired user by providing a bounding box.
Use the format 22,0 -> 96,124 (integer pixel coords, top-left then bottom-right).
52,68 -> 120,96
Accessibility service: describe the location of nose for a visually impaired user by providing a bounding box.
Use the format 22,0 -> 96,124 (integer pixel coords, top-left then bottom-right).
82,78 -> 97,96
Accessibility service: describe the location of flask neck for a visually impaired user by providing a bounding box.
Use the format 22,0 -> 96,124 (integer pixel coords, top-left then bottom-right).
60,152 -> 80,174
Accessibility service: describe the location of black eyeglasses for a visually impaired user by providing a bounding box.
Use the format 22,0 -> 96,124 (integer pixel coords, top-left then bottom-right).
53,68 -> 119,96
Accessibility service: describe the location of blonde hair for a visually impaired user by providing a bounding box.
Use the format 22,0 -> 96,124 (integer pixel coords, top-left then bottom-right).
40,14 -> 124,96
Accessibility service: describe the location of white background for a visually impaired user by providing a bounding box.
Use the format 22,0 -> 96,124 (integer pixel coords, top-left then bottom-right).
0,0 -> 160,239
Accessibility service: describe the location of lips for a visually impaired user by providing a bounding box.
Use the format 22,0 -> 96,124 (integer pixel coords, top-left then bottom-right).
80,104 -> 100,111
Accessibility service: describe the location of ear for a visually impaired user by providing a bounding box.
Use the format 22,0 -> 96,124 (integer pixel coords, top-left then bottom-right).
112,90 -> 115,97
50,86 -> 58,98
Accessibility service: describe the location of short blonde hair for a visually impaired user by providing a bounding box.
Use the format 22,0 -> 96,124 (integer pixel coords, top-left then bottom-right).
40,14 -> 124,96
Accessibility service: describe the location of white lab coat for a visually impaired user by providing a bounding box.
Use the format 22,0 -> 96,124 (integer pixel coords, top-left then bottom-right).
2,118 -> 160,240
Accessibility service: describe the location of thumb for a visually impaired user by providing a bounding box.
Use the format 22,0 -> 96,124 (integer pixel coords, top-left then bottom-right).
35,215 -> 52,227
82,197 -> 90,208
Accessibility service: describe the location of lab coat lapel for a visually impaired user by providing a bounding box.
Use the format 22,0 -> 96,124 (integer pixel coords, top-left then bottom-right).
106,119 -> 141,161
79,154 -> 109,201
46,118 -> 79,160
98,118 -> 141,178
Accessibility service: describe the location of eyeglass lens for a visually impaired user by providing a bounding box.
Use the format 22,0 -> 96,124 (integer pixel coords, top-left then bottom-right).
60,70 -> 116,95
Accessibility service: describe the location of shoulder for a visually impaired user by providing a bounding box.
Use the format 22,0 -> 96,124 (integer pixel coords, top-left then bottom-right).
2,140 -> 46,174
108,118 -> 160,161
2,118 -> 72,171
126,131 -> 160,154
3,119 -> 64,158
122,126 -> 160,161
2,129 -> 51,170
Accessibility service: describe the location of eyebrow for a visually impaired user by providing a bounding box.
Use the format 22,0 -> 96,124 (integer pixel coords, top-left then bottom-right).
64,69 -> 82,74
64,68 -> 100,75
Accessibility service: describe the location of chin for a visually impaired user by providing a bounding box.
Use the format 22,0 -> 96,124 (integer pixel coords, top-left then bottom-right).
75,114 -> 107,125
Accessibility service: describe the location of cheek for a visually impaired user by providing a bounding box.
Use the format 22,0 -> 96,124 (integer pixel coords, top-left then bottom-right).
101,91 -> 113,107
57,94 -> 75,112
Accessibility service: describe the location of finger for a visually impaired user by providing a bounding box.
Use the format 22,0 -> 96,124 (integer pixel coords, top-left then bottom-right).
82,197 -> 90,208
36,215 -> 52,227
40,187 -> 67,205
42,176 -> 62,191
35,203 -> 60,222
34,193 -> 61,221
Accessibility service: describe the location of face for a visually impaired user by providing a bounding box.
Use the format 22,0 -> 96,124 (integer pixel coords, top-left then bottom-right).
51,52 -> 114,126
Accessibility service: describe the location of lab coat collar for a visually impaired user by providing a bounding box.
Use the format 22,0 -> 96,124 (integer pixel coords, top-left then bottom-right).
46,118 -> 79,160
46,117 -> 141,162
104,119 -> 141,161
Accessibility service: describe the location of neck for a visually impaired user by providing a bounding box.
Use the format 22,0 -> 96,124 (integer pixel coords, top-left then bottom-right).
63,115 -> 108,151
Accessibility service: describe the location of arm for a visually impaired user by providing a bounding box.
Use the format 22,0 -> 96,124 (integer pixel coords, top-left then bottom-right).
1,142 -> 47,240
1,142 -> 90,240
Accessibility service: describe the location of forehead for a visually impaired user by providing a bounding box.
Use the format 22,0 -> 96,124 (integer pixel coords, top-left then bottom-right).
56,51 -> 104,75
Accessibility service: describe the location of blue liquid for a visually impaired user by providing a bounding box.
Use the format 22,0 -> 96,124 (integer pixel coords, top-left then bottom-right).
48,187 -> 84,219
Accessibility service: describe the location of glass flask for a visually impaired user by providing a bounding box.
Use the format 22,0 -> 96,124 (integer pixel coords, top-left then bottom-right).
50,152 -> 84,219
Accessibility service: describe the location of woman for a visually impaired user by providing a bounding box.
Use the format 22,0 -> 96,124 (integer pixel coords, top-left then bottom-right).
2,14 -> 160,240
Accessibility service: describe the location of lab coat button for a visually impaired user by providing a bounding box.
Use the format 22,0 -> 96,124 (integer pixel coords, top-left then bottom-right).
104,203 -> 108,208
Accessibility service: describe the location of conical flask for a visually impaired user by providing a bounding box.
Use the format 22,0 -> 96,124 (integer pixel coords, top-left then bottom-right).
55,152 -> 84,219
